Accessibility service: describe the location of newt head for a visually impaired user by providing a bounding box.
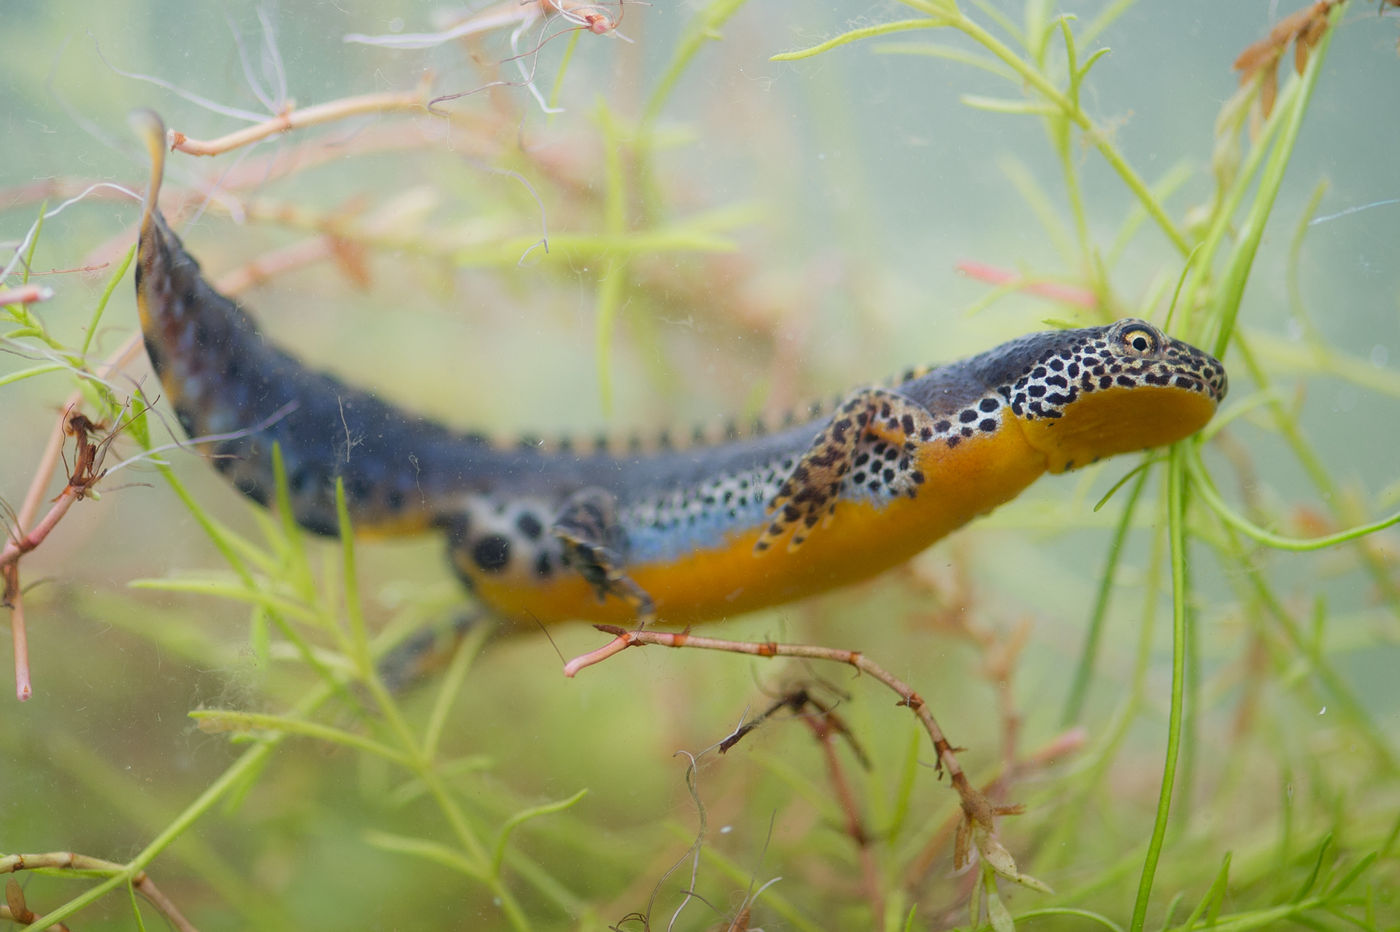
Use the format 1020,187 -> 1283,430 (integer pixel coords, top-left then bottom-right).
1007,319 -> 1227,474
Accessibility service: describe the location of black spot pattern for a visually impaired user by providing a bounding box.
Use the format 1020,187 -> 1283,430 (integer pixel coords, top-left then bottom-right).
472,534 -> 512,572
1002,319 -> 1226,425
619,322 -> 1226,557
516,512 -> 544,540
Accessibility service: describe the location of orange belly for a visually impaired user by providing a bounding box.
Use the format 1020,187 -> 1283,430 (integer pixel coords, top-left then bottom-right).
469,418 -> 1048,626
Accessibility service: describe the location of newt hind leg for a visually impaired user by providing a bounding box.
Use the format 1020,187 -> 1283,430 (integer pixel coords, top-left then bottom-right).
376,610 -> 487,693
552,487 -> 657,626
756,387 -> 937,553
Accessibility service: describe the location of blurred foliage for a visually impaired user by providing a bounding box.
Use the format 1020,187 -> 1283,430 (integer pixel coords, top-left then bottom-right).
2,0 -> 1398,929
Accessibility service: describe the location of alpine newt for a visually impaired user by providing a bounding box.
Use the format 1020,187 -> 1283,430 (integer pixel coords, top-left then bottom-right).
130,111 -> 1227,628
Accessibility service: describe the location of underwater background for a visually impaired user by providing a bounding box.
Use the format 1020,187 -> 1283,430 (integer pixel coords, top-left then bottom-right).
1,1 -> 1397,928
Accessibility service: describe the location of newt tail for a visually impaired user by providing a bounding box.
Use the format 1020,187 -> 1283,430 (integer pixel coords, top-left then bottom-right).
130,110 -> 1227,628
132,110 -> 501,539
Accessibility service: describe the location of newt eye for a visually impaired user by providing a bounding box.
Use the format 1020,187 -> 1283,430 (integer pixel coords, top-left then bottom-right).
1119,325 -> 1159,356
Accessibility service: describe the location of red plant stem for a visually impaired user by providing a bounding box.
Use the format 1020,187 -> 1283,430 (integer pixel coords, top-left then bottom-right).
4,335 -> 143,699
956,260 -> 1098,309
169,79 -> 433,157
564,624 -> 1002,845
0,285 -> 54,305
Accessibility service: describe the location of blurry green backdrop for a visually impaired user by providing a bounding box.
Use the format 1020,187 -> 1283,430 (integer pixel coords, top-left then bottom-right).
1,0 -> 1397,929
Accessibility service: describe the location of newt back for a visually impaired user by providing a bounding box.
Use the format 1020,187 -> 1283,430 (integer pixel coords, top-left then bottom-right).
130,111 -> 1227,627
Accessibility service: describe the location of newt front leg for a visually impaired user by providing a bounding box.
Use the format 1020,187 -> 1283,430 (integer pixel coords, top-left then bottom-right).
757,387 -> 937,553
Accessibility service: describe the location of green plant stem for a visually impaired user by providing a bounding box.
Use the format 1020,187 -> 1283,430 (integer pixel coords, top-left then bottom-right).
1080,0 -> 1140,46
1061,466 -> 1149,725
1208,6 -> 1337,359
546,29 -> 582,114
1109,162 -> 1194,271
1285,181 -> 1330,344
357,616 -> 530,928
642,0 -> 751,127
1039,489 -> 1167,884
1050,18 -> 1095,277
1173,90 -> 1288,340
44,732 -> 291,930
916,2 -> 1191,256
774,3 -> 1189,256
1213,528 -> 1399,774
774,18 -> 945,62
365,671 -> 529,929
80,245 -> 134,358
1230,334 -> 1400,613
1130,445 -> 1191,930
335,481 -> 373,675
1015,907 -> 1125,931
0,364 -> 65,387
422,619 -> 490,760
1160,890 -> 1380,932
188,710 -> 416,767
1186,448 -> 1400,551
23,682 -> 338,931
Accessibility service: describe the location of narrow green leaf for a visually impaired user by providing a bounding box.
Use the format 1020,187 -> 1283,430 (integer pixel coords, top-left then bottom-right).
190,709 -> 414,767
1180,852 -> 1233,931
130,577 -> 320,623
771,19 -> 945,62
491,789 -> 589,874
1129,444 -> 1190,931
364,830 -> 488,881
21,202 -> 45,286
81,243 -> 135,357
1015,908 -> 1123,931
1292,834 -> 1334,903
1187,449 -> 1400,551
874,42 -> 1019,82
1324,851 -> 1378,900
0,363 -> 67,387
960,94 -> 1059,116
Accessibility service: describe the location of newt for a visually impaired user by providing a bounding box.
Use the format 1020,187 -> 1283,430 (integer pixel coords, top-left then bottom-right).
130,111 -> 1227,629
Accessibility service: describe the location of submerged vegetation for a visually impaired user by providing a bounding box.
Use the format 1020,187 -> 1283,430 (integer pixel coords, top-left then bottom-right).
2,0 -> 1398,929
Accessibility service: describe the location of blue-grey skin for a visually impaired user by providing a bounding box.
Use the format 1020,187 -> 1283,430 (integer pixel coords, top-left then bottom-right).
137,196 -> 1226,593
